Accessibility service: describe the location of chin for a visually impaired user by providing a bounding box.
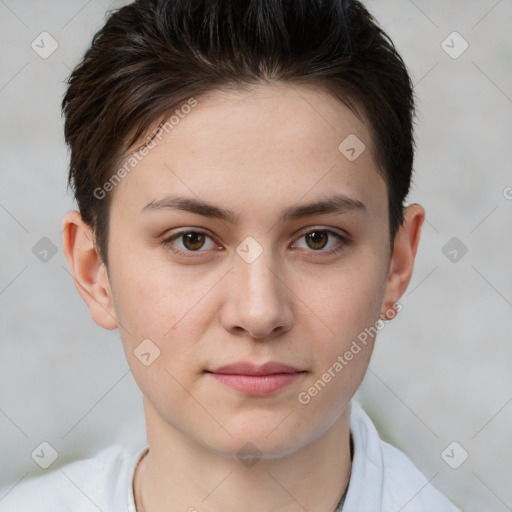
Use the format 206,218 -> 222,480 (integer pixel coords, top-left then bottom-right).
200,416 -> 316,461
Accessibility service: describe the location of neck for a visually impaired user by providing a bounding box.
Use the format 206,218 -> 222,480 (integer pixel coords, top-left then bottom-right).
134,402 -> 352,512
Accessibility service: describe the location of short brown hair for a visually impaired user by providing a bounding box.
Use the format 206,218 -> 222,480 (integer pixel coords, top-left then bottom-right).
62,0 -> 416,267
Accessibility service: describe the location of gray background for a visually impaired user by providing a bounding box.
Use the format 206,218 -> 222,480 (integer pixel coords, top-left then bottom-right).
0,1 -> 511,511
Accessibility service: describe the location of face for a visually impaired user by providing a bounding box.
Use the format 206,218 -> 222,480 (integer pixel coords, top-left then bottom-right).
75,83 -> 403,458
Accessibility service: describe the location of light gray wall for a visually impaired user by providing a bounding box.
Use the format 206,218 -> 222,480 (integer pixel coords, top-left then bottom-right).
0,1 -> 511,511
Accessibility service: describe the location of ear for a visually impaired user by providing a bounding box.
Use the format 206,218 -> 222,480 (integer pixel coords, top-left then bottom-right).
380,203 -> 425,319
62,211 -> 118,329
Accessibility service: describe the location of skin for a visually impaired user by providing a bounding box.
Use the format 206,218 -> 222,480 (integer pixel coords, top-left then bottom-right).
62,83 -> 424,512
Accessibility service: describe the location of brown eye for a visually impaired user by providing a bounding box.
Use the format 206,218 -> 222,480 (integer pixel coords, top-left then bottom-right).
163,229 -> 220,257
292,228 -> 350,256
181,232 -> 206,251
305,231 -> 329,250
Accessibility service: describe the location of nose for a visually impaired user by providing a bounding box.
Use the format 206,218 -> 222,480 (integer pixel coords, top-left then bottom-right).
220,247 -> 294,340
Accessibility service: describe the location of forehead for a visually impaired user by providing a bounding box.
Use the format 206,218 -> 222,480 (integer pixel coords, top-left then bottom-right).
111,83 -> 386,224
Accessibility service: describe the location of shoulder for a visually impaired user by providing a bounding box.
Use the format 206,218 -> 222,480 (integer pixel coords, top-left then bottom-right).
378,439 -> 460,511
0,444 -> 141,512
344,401 -> 461,512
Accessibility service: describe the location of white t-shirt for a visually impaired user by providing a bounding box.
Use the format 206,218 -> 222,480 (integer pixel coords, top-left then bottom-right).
0,401 -> 460,511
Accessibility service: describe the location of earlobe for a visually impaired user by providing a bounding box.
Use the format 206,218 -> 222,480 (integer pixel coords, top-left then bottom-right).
380,203 -> 425,319
62,211 -> 118,330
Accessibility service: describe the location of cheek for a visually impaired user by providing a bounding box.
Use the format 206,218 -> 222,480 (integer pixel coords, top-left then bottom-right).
292,262 -> 384,423
108,243 -> 209,334
107,248 -> 222,379
293,255 -> 387,345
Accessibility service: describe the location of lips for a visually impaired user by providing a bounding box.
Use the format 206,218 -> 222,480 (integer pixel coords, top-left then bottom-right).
208,361 -> 303,376
206,361 -> 306,395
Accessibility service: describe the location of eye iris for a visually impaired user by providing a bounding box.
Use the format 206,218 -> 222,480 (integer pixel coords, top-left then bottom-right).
178,231 -> 333,252
183,232 -> 205,250
306,231 -> 328,250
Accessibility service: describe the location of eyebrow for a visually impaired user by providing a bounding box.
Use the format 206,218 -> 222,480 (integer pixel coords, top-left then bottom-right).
141,193 -> 366,224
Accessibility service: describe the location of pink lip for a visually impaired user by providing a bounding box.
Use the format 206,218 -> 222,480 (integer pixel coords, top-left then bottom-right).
207,361 -> 305,396
208,361 -> 305,396
211,361 -> 302,375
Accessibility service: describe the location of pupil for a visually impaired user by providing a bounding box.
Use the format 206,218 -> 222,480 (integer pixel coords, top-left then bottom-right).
184,232 -> 204,250
308,231 -> 327,250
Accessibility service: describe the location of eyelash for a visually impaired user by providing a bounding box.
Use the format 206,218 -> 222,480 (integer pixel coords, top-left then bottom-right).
162,227 -> 350,258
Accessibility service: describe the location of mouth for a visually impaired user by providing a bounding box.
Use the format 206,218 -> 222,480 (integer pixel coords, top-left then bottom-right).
205,361 -> 307,396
